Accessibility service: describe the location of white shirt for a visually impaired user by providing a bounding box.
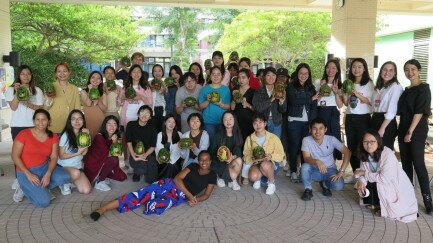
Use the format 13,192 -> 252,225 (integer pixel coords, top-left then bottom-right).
5,86 -> 44,127
346,81 -> 374,115
372,82 -> 403,120
315,80 -> 338,107
155,131 -> 182,164
57,133 -> 83,169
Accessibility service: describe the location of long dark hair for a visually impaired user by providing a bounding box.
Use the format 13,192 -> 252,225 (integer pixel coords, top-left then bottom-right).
161,114 -> 180,145
125,64 -> 150,90
348,58 -> 371,86
12,65 -> 37,95
220,111 -> 243,148
292,63 -> 313,90
152,64 -> 165,79
84,71 -> 104,96
187,113 -> 203,130
212,51 -> 225,76
188,62 -> 205,85
32,109 -> 53,138
375,61 -> 399,90
169,65 -> 183,86
61,109 -> 86,150
99,115 -> 121,140
358,129 -> 384,163
321,59 -> 342,89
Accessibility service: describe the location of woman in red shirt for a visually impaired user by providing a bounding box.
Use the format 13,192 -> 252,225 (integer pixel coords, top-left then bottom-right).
11,109 -> 70,208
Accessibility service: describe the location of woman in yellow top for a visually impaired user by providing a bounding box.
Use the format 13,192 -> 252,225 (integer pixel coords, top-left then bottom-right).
45,63 -> 81,134
242,113 -> 285,195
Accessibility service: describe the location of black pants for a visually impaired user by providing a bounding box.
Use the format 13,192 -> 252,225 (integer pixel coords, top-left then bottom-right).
363,182 -> 379,206
158,159 -> 181,180
129,155 -> 158,184
152,106 -> 164,133
370,113 -> 397,150
398,117 -> 430,195
345,114 -> 371,172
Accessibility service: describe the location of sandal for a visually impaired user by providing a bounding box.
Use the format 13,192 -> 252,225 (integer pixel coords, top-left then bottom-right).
374,209 -> 381,217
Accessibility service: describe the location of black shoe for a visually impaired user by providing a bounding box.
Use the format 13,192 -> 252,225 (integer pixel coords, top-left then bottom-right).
319,181 -> 332,197
90,212 -> 101,221
302,189 -> 313,201
422,193 -> 433,215
132,174 -> 140,182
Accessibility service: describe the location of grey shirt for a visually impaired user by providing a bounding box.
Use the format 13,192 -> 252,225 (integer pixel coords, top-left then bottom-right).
301,135 -> 344,168
175,85 -> 202,132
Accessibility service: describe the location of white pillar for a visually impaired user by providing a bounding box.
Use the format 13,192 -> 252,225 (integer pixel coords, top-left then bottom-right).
0,0 -> 11,141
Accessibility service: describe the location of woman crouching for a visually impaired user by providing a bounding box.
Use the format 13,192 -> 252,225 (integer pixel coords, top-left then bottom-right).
90,150 -> 216,221
354,129 -> 418,223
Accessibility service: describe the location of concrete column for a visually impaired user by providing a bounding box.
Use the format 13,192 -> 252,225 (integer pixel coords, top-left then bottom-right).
0,0 -> 11,141
329,0 -> 377,78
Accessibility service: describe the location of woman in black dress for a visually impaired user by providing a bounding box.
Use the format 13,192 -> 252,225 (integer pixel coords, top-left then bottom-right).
231,68 -> 255,140
397,59 -> 432,214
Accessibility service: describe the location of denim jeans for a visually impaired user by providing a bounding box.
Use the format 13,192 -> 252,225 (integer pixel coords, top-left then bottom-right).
267,119 -> 282,137
203,123 -> 220,139
301,163 -> 344,191
17,162 -> 70,208
287,120 -> 309,173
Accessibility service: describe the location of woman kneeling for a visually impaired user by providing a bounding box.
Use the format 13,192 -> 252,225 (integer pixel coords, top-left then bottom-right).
355,129 -> 418,223
90,150 -> 216,221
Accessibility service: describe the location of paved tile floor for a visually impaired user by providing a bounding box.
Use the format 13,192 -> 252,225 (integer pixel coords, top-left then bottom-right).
1,141 -> 433,243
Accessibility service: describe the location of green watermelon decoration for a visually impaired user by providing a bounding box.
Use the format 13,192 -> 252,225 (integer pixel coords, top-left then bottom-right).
217,145 -> 231,161
157,148 -> 170,164
16,87 -> 30,101
231,77 -> 240,90
209,91 -> 221,103
76,132 -> 91,147
204,59 -> 212,70
120,56 -> 131,67
253,146 -> 266,161
88,88 -> 100,100
184,97 -> 197,107
179,138 -> 193,149
109,142 -> 123,157
125,86 -> 136,99
44,82 -> 56,97
342,79 -> 354,94
319,84 -> 332,97
134,141 -> 145,155
151,78 -> 163,90
164,77 -> 176,87
232,90 -> 243,104
274,83 -> 285,99
106,80 -> 116,91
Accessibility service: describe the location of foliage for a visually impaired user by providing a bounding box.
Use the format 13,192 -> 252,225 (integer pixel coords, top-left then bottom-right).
199,8 -> 243,47
11,2 -> 142,87
217,11 -> 331,79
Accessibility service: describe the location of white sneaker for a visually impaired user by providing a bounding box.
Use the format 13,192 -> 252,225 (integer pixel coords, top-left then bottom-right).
291,172 -> 299,181
266,183 -> 276,195
95,180 -> 111,191
344,175 -> 354,184
283,162 -> 289,172
285,171 -> 291,177
231,181 -> 241,191
217,178 -> 226,188
105,178 -> 111,185
228,182 -> 233,188
59,183 -> 71,195
126,167 -> 134,174
11,178 -> 19,190
253,180 -> 261,189
13,186 -> 24,202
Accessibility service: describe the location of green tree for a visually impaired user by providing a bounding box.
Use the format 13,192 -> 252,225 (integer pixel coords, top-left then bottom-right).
217,11 -> 331,79
11,3 -> 142,87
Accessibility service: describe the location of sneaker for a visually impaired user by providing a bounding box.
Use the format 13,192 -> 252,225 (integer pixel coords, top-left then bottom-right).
265,183 -> 276,195
242,177 -> 249,185
94,180 -> 111,191
70,183 -> 77,189
217,178 -> 226,188
253,180 -> 261,189
50,191 -> 56,201
132,174 -> 140,182
319,181 -> 332,197
11,178 -> 19,190
283,163 -> 289,172
127,167 -> 134,174
302,189 -> 313,201
231,181 -> 241,191
59,183 -> 71,196
105,178 -> 111,185
13,186 -> 24,202
344,175 -> 354,184
290,172 -> 299,182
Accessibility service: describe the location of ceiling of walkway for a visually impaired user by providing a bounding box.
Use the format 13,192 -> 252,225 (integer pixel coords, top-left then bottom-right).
15,0 -> 433,14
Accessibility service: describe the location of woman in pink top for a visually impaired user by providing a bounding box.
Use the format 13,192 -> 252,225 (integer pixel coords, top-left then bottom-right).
118,64 -> 153,169
212,51 -> 231,86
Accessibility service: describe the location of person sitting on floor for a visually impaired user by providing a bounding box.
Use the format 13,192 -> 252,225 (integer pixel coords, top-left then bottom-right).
90,150 -> 216,221
301,118 -> 351,201
242,113 -> 285,195
354,129 -> 418,223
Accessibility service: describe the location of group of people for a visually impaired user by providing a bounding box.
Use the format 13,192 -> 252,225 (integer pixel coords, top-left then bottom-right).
8,50 -> 431,223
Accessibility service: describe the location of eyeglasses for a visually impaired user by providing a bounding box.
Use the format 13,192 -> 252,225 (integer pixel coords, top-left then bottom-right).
362,140 -> 377,145
139,112 -> 151,117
